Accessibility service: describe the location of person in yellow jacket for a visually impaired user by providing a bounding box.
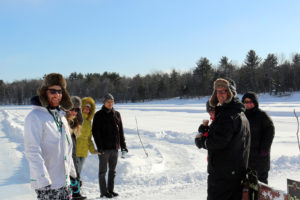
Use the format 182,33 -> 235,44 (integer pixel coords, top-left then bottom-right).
76,97 -> 98,181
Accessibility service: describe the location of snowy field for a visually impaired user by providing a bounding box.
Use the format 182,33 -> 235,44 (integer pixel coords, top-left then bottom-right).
1,93 -> 300,200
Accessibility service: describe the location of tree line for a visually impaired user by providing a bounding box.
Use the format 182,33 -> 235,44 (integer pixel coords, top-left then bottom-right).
1,49 -> 300,105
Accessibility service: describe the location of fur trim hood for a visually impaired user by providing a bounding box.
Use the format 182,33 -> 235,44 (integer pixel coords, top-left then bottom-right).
209,78 -> 237,107
81,97 -> 96,121
37,73 -> 73,110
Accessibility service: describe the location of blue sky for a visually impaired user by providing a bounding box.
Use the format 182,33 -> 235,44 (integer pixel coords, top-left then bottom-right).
0,0 -> 299,82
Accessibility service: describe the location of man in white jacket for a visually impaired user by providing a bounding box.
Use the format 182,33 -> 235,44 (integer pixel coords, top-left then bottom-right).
24,73 -> 77,200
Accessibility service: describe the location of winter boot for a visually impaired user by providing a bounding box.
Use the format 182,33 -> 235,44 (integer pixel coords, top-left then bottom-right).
108,191 -> 119,197
72,192 -> 87,200
100,192 -> 113,198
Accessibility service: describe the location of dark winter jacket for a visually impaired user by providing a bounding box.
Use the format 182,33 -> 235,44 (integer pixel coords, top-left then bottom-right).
67,116 -> 82,180
71,133 -> 80,179
206,97 -> 251,179
242,92 -> 275,172
92,106 -> 127,151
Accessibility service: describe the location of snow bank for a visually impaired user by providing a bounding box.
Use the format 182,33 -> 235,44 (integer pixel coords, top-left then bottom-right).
2,93 -> 300,199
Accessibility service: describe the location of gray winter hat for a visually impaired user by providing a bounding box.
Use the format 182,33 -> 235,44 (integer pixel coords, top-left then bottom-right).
103,93 -> 114,103
71,96 -> 82,108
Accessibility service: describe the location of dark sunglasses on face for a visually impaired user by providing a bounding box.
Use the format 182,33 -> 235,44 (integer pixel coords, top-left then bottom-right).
70,108 -> 80,112
48,89 -> 62,95
216,90 -> 227,94
244,100 -> 253,104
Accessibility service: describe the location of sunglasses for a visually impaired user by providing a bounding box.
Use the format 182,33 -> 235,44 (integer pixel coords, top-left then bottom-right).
48,89 -> 62,95
243,100 -> 253,104
70,108 -> 80,112
216,90 -> 227,94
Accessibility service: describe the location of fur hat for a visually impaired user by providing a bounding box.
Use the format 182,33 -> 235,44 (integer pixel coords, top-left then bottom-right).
71,96 -> 82,108
103,93 -> 114,103
242,91 -> 259,108
70,96 -> 83,125
209,78 -> 237,107
67,96 -> 83,136
37,73 -> 73,110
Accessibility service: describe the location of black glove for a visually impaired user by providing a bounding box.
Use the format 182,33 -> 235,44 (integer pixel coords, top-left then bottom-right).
121,148 -> 128,153
195,125 -> 209,149
195,136 -> 207,149
198,124 -> 209,134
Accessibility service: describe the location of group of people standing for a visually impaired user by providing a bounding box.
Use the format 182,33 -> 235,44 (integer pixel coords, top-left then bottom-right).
195,78 -> 275,200
24,73 -> 127,200
24,73 -> 274,200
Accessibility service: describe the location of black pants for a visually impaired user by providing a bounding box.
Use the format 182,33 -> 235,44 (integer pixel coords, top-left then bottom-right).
98,150 -> 118,195
207,174 -> 243,200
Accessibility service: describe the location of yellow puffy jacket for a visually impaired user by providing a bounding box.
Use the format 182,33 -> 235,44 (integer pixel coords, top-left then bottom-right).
76,97 -> 96,157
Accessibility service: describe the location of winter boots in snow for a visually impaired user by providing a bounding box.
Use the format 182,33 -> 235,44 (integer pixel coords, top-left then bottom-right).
72,192 -> 87,200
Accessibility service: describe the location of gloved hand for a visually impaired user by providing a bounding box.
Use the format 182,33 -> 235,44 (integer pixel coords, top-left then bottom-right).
121,148 -> 128,159
195,125 -> 209,149
198,124 -> 209,135
97,149 -> 104,155
195,136 -> 207,149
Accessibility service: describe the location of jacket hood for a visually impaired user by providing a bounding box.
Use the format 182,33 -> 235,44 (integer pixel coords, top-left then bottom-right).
81,97 -> 96,121
242,91 -> 259,108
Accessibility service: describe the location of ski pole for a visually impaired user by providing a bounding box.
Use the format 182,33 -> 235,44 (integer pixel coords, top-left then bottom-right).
293,109 -> 300,152
135,116 -> 148,157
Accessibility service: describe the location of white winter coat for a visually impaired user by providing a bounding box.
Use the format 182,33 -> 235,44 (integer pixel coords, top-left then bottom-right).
24,105 -> 77,190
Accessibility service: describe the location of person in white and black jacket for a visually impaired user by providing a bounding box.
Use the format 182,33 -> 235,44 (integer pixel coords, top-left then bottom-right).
92,93 -> 128,199
24,73 -> 76,200
242,91 -> 275,184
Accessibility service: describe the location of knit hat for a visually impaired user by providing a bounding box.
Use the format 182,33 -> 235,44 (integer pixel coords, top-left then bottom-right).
84,103 -> 91,108
103,93 -> 114,103
209,78 -> 237,107
37,73 -> 73,110
242,91 -> 259,108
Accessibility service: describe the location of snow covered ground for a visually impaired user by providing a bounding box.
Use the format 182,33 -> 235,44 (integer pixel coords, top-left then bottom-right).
1,93 -> 300,199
